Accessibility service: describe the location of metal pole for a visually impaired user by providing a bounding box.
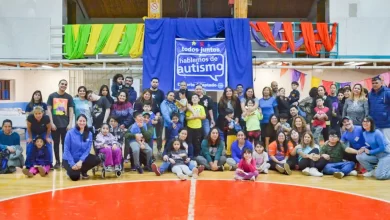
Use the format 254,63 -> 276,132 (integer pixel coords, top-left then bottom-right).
197,0 -> 201,18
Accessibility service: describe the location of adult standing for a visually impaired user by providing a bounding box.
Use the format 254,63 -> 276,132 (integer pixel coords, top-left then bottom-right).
368,76 -> 390,141
123,76 -> 137,105
196,128 -> 226,171
25,90 -> 48,115
194,84 -> 215,137
111,73 -> 124,98
0,119 -> 24,173
150,77 -> 165,155
271,81 -> 278,97
259,87 -> 278,141
133,89 -> 158,113
47,79 -> 74,169
226,131 -> 253,170
240,87 -> 259,113
86,90 -> 111,132
216,87 -> 242,141
160,91 -> 179,152
175,81 -> 192,101
110,91 -> 134,129
356,116 -> 390,180
342,83 -> 368,125
276,88 -> 290,115
73,86 -> 93,129
236,84 -> 244,100
299,87 -> 318,124
25,107 -> 52,168
99,85 -> 115,105
63,114 -> 100,181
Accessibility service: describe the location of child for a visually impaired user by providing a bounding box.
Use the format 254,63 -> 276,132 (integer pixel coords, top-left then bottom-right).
167,112 -> 182,144
22,136 -> 51,177
312,97 -> 330,145
95,123 -> 122,172
143,103 -> 158,126
252,141 -> 270,174
289,81 -> 300,105
176,89 -> 189,124
243,99 -> 263,144
234,148 -> 259,181
168,138 -> 193,180
225,108 -> 242,156
276,113 -> 291,135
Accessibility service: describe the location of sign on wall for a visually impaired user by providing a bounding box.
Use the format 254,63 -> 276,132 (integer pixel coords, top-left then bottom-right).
174,39 -> 228,91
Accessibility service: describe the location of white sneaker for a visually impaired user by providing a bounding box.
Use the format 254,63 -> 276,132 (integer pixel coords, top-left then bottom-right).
302,167 -> 310,176
348,170 -> 358,176
263,169 -> 269,174
250,176 -> 256,181
363,170 -> 375,177
309,168 -> 323,177
333,172 -> 344,179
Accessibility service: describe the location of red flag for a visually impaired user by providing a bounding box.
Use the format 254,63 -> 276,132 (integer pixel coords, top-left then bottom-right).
300,73 -> 306,90
364,78 -> 373,91
322,80 -> 333,94
280,63 -> 289,77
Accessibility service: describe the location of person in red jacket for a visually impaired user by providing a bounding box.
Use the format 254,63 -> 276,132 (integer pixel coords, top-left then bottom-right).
234,148 -> 258,181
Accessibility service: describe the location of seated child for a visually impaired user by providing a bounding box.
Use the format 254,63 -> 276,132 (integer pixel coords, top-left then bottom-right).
252,141 -> 270,174
22,136 -> 51,177
168,138 -> 195,180
234,148 -> 259,181
95,123 -> 122,172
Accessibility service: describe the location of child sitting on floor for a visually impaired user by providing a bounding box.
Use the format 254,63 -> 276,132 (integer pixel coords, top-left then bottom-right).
95,123 -> 122,172
168,138 -> 194,180
253,141 -> 270,174
22,136 -> 51,177
234,148 -> 259,181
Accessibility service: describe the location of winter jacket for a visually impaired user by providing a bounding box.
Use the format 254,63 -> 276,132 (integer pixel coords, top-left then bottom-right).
368,86 -> 390,128
95,132 -> 120,149
29,145 -> 51,166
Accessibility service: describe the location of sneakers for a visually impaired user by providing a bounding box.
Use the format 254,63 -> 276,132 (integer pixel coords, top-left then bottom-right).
198,165 -> 205,175
218,166 -> 224,171
136,166 -> 144,174
302,167 -> 310,176
192,168 -> 199,179
234,176 -> 243,181
114,165 -> 121,171
37,166 -> 47,177
106,166 -> 113,172
22,168 -> 34,177
348,170 -> 358,176
333,172 -> 344,179
151,163 -> 161,176
81,172 -> 89,179
250,176 -> 256,181
284,163 -> 292,175
309,167 -> 323,177
275,164 -> 285,174
228,165 -> 236,171
263,169 -> 269,174
178,174 -> 188,181
53,162 -> 61,170
363,170 -> 375,177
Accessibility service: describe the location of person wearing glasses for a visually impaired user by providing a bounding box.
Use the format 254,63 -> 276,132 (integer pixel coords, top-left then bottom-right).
368,76 -> 390,142
47,79 -> 74,169
356,116 -> 390,180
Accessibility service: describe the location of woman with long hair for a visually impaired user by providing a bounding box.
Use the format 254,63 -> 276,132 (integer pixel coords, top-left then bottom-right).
342,83 -> 369,125
110,91 -> 134,129
267,132 -> 294,175
73,86 -> 93,129
196,127 -> 226,171
133,89 -> 158,113
99,85 -> 115,105
25,90 -> 48,115
295,132 -> 323,177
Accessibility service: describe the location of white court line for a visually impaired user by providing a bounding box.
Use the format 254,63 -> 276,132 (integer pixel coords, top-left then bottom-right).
187,178 -> 197,220
1,178 -> 389,205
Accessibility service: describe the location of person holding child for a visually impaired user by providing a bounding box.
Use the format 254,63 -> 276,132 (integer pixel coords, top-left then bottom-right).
234,148 -> 258,181
95,123 -> 122,172
242,99 -> 263,144
226,131 -> 253,170
224,108 -> 242,156
22,136 -> 51,177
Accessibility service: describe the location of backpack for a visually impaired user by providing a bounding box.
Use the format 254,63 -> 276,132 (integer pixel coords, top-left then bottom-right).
0,150 -> 10,174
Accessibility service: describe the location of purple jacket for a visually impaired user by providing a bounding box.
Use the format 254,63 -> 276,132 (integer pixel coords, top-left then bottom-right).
95,132 -> 120,149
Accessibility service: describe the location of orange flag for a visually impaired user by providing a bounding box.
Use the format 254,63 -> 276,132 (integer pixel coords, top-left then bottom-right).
280,63 -> 289,77
364,78 -> 373,91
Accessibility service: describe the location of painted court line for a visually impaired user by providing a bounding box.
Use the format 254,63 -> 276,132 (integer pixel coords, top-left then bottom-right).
187,178 -> 197,220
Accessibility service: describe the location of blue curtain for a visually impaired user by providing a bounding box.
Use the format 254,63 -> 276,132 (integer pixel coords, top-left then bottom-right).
143,18 -> 253,92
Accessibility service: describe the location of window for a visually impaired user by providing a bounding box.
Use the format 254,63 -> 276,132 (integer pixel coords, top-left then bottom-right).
0,80 -> 11,100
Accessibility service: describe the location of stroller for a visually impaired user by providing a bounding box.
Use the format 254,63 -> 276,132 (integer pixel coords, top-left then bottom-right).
91,126 -> 125,179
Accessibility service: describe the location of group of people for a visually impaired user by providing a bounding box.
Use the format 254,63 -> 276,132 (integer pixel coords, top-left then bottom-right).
0,73 -> 389,181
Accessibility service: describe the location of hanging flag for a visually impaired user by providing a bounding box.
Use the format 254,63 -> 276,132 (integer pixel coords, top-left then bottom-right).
339,82 -> 351,88
364,78 -> 373,91
380,72 -> 390,86
292,69 -> 301,82
311,77 -> 321,87
299,73 -> 306,90
280,63 -> 289,77
322,80 -> 334,94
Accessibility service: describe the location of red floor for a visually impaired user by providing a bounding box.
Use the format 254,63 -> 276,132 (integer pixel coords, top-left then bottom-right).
0,180 -> 389,220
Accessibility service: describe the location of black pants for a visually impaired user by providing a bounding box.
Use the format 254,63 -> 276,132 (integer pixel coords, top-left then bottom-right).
63,154 -> 100,181
270,157 -> 296,170
52,127 -> 67,163
155,119 -> 163,151
343,152 -> 358,163
187,127 -> 202,157
323,125 -> 330,142
298,148 -> 324,170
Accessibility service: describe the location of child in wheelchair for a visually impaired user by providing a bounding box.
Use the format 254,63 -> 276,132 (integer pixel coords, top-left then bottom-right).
94,123 -> 123,173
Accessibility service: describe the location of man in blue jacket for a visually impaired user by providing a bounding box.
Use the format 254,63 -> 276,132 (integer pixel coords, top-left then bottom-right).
124,76 -> 137,105
368,76 -> 390,141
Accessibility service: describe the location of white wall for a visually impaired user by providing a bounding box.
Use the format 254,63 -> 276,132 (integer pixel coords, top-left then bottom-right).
253,67 -> 384,98
329,0 -> 390,57
0,70 -> 69,103
0,0 -> 64,59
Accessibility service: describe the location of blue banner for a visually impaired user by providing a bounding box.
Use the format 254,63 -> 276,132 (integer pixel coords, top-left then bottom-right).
174,39 -> 228,91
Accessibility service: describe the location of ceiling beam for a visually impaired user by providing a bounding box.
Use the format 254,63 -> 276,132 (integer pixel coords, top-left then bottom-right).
75,0 -> 90,20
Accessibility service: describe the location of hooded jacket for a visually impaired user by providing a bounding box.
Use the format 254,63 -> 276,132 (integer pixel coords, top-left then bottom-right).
63,128 -> 92,167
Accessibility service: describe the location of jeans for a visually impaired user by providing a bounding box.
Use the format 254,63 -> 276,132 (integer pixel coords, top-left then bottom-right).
159,160 -> 196,173
196,155 -> 226,170
202,119 -> 210,137
356,151 -> 390,180
226,158 -> 238,169
323,161 -> 355,175
63,154 -> 101,181
52,127 -> 67,163
379,128 -> 390,143
25,133 -> 53,168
